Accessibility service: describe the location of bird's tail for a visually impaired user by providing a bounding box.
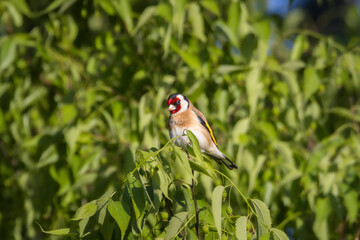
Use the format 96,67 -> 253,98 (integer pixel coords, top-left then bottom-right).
206,154 -> 238,170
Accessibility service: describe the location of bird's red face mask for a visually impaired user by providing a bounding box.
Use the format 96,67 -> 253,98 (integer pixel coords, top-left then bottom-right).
167,97 -> 181,114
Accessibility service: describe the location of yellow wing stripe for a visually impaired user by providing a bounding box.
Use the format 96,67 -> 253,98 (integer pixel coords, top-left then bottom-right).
204,121 -> 218,146
195,111 -> 218,146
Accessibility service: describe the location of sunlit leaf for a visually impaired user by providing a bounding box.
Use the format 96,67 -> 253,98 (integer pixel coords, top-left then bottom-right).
170,0 -> 186,39
9,0 -> 32,16
188,3 -> 206,42
216,65 -> 249,74
212,185 -> 225,238
170,40 -> 202,70
303,67 -> 320,100
113,0 -> 134,33
315,197 -> 331,221
290,35 -> 305,60
186,130 -> 203,162
214,20 -> 238,47
235,216 -> 247,240
108,199 -> 130,240
251,199 -> 271,238
246,67 -> 262,117
0,37 -> 17,72
344,190 -> 358,224
72,201 -> 97,221
37,222 -> 71,236
164,211 -> 188,240
5,2 -> 23,26
133,6 -> 157,34
282,60 -> 305,71
36,0 -> 76,16
200,0 -> 220,16
329,107 -> 360,122
270,228 -> 289,240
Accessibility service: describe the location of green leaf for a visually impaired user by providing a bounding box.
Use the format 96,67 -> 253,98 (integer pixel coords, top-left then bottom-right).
170,40 -> 202,70
235,216 -> 247,240
153,167 -> 170,198
36,145 -> 59,168
174,146 -> 193,182
113,0 -> 134,33
290,35 -> 305,60
315,197 -> 331,221
303,67 -> 320,100
260,232 -> 271,240
313,218 -> 328,240
163,24 -> 172,57
227,1 -> 239,37
126,174 -> 146,230
22,87 -> 47,109
108,199 -> 131,240
328,107 -> 360,122
188,158 -> 212,177
186,134 -> 216,177
257,121 -> 277,140
344,190 -> 359,224
214,20 -> 238,47
97,0 -> 115,15
216,89 -> 228,122
313,197 -> 331,240
248,155 -> 266,195
0,37 -> 17,72
216,65 -> 249,74
186,228 -> 199,239
344,53 -> 360,91
164,211 -> 188,240
188,3 -> 206,42
281,60 -> 305,71
186,130 -> 203,162
79,217 -> 90,237
270,228 -> 289,240
170,0 -> 186,39
200,0 -> 220,16
212,185 -> 225,239
37,223 -> 71,236
35,0 -> 75,16
246,67 -> 262,117
133,6 -> 157,34
251,199 -> 271,238
5,2 -> 23,27
232,118 -> 250,142
72,200 -> 97,221
9,0 -> 32,16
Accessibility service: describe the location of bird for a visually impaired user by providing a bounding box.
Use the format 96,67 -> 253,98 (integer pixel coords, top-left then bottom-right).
167,93 -> 237,170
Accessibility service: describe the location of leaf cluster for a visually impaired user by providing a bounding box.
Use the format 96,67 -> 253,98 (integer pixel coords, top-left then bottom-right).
0,0 -> 360,239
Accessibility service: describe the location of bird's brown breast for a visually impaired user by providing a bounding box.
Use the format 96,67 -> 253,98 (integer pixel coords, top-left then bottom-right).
169,108 -> 198,130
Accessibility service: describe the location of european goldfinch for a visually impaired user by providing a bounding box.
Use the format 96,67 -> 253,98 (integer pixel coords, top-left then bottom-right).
167,93 -> 237,170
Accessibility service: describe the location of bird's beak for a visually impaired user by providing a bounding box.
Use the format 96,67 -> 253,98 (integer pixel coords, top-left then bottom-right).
168,104 -> 176,112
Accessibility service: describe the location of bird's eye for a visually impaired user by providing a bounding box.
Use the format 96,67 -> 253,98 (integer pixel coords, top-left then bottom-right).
175,100 -> 181,105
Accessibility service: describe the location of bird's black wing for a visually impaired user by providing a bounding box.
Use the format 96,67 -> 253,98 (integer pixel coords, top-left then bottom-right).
194,111 -> 218,146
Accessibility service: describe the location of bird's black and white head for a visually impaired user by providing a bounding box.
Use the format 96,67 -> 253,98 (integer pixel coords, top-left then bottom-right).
167,93 -> 189,115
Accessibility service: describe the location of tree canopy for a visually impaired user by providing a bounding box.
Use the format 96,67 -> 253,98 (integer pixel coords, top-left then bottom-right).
0,0 -> 359,239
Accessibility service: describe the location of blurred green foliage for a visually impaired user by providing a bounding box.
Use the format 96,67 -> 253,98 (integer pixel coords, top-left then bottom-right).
0,0 -> 360,239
